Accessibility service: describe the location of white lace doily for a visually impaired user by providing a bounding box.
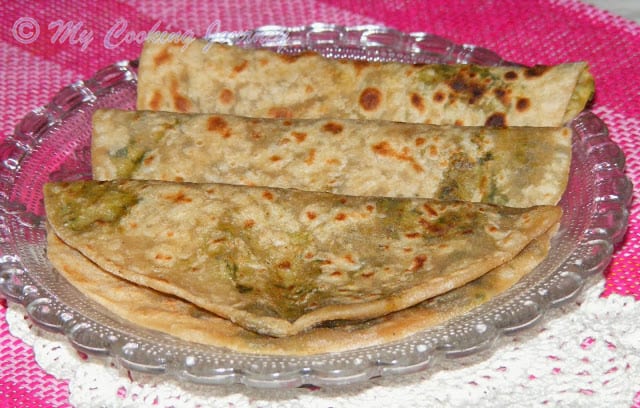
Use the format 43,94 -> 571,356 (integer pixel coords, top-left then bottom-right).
7,280 -> 640,408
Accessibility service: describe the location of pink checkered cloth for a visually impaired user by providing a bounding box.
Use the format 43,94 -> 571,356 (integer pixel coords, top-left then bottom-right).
0,1 -> 638,406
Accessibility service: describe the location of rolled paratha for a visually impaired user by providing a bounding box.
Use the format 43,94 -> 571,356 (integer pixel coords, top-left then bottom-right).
44,180 -> 561,337
47,222 -> 557,355
92,109 -> 571,207
136,40 -> 593,126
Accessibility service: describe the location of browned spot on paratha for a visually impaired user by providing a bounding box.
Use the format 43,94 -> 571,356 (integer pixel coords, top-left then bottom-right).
409,255 -> 427,271
485,112 -> 507,127
305,149 -> 316,165
207,116 -> 232,138
232,60 -> 248,74
493,88 -> 511,106
278,51 -> 316,63
270,155 -> 282,162
433,91 -> 445,103
504,71 -> 518,80
516,97 -> 531,112
335,213 -> 347,221
322,122 -> 343,134
262,191 -> 274,201
149,91 -> 162,110
359,88 -> 382,111
447,70 -> 487,105
268,107 -> 293,118
524,65 -> 550,78
411,93 -> 425,112
292,132 -> 307,142
170,78 -> 191,112
244,219 -> 255,229
306,211 -> 317,220
153,49 -> 172,66
372,141 -> 424,173
164,191 -> 192,204
415,137 -> 426,147
219,89 -> 234,104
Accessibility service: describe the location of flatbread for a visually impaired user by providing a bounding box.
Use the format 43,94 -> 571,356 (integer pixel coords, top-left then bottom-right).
136,40 -> 593,126
46,223 -> 557,355
92,109 -> 572,207
44,180 -> 561,337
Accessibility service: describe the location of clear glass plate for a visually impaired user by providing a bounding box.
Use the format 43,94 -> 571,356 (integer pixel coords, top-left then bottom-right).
0,24 -> 632,388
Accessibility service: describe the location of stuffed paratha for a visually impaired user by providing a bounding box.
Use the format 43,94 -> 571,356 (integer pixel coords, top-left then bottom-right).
46,223 -> 557,355
136,40 -> 593,126
92,109 -> 571,207
44,180 -> 561,337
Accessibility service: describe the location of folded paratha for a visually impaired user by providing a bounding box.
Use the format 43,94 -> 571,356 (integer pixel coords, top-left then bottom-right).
47,222 -> 557,355
136,40 -> 593,126
92,109 -> 571,207
44,180 -> 561,337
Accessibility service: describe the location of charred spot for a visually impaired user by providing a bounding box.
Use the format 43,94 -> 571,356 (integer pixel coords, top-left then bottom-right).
484,112 -> 507,127
270,155 -> 282,162
304,252 -> 314,259
268,107 -> 293,119
262,191 -> 274,200
447,73 -> 487,105
516,97 -> 531,112
207,116 -> 232,138
277,260 -> 291,269
405,232 -> 421,239
219,88 -> 234,104
335,213 -> 347,221
143,155 -> 154,165
322,122 -> 343,134
330,271 -> 343,277
454,120 -> 464,126
433,91 -> 446,103
344,254 -> 355,263
415,137 -> 426,146
359,88 -> 382,111
306,211 -> 317,220
174,176 -> 184,182
244,219 -> 255,229
366,204 -> 375,212
411,93 -> 425,112
504,71 -> 518,80
282,120 -> 292,126
493,88 -> 511,106
524,65 -> 550,78
361,271 -> 375,278
155,253 -> 173,261
339,198 -> 348,204
292,132 -> 307,142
